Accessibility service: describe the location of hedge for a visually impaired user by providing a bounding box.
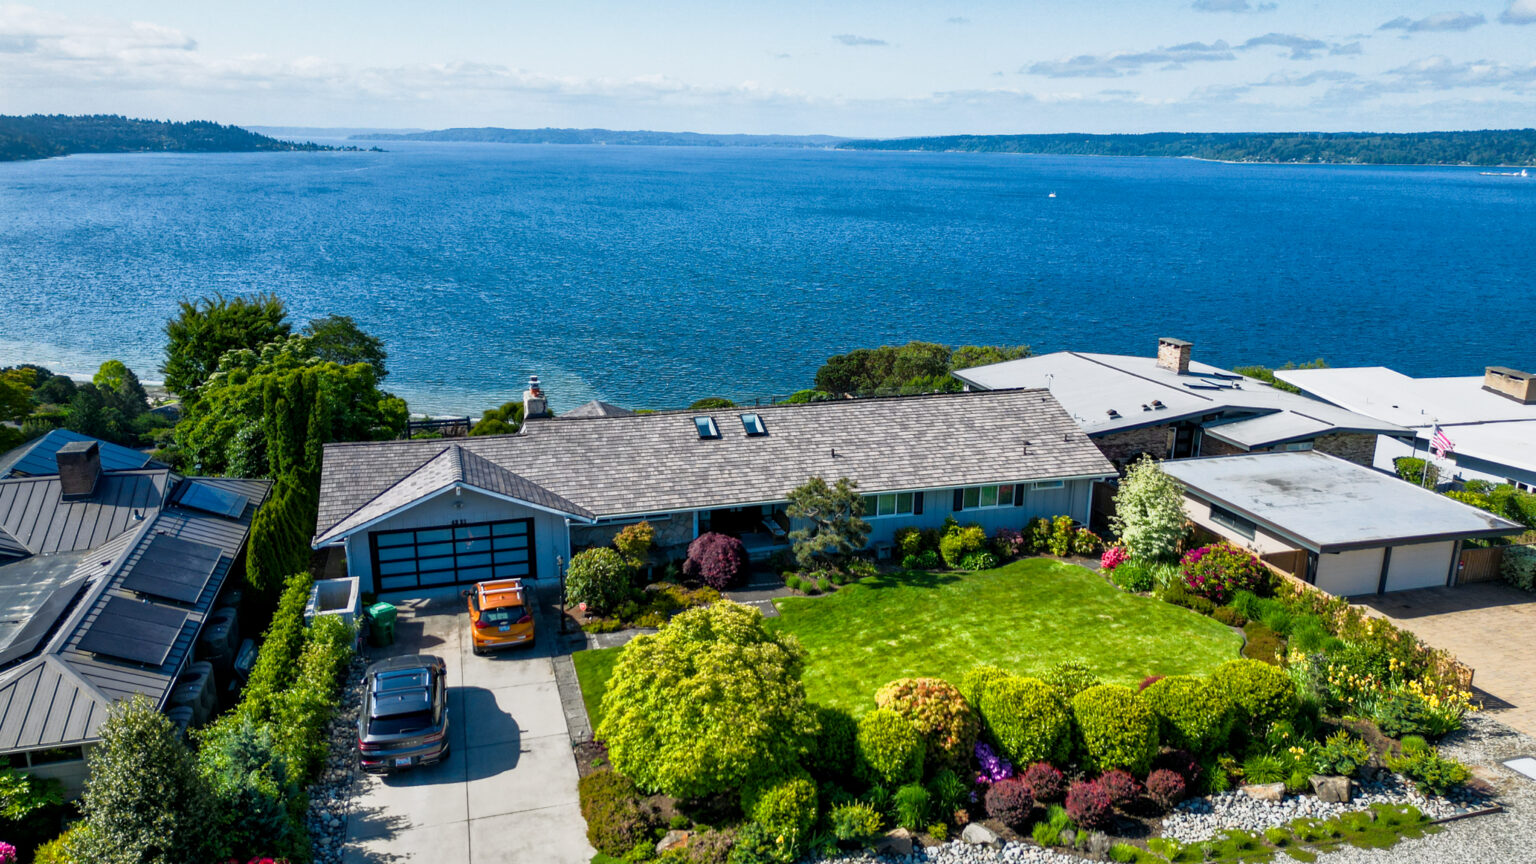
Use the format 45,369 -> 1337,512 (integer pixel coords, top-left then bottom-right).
1138,675 -> 1233,755
1071,685 -> 1160,776
978,676 -> 1072,767
1208,659 -> 1298,729
854,709 -> 926,788
874,678 -> 979,771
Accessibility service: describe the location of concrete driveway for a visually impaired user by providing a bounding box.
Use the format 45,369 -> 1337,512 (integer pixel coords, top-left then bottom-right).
1361,581 -> 1536,737
342,587 -> 595,864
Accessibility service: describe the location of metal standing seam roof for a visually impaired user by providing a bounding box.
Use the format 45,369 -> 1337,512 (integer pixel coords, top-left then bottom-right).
1160,451 -> 1523,553
315,388 -> 1116,544
0,472 -> 269,753
0,429 -> 166,479
954,352 -> 1410,446
0,470 -> 170,556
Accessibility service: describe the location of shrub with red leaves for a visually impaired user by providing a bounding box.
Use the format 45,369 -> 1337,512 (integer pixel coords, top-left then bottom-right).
1152,749 -> 1201,784
1064,780 -> 1113,830
1020,761 -> 1066,802
1138,674 -> 1164,691
1097,769 -> 1142,807
682,532 -> 748,589
983,776 -> 1034,828
1146,768 -> 1188,812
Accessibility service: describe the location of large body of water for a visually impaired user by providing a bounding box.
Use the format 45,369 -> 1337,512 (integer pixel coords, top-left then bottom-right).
2,142 -> 1533,415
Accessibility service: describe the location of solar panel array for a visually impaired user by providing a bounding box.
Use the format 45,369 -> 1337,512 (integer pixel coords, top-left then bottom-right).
177,482 -> 249,520
120,534 -> 223,604
77,596 -> 187,667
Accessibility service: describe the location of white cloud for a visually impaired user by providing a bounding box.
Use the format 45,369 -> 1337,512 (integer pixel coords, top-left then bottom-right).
1388,55 -> 1536,90
1378,12 -> 1486,33
1502,0 -> 1536,24
1193,0 -> 1278,12
832,34 -> 887,47
1241,32 -> 1328,59
1024,41 -> 1236,78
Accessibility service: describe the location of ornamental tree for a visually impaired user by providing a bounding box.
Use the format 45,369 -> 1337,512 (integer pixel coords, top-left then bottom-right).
596,602 -> 816,799
1110,456 -> 1189,562
682,532 -> 748,589
787,475 -> 871,569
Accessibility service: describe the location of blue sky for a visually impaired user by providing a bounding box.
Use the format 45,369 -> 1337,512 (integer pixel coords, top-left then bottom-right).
3,1 -> 1533,135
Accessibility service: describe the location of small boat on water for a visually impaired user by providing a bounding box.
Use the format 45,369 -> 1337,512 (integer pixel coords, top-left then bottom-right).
1048,192 -> 1056,198
1479,168 -> 1530,177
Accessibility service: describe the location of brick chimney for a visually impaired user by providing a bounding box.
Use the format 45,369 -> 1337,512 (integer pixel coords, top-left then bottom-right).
56,440 -> 102,500
522,375 -> 550,420
1483,366 -> 1536,405
1156,338 -> 1192,375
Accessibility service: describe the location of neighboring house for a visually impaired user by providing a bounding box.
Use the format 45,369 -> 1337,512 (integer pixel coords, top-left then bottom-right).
0,438 -> 268,795
1161,451 -> 1522,597
1276,365 -> 1536,491
559,399 -> 635,419
954,338 -> 1412,470
0,428 -> 168,478
312,385 -> 1117,595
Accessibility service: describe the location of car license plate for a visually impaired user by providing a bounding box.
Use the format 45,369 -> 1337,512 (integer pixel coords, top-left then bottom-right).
394,757 -> 412,768
498,623 -> 510,632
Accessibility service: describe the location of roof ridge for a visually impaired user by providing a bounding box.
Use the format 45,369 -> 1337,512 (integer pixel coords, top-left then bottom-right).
314,444 -> 456,538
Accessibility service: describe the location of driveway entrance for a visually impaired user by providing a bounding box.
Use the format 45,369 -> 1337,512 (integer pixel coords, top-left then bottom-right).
1360,581 -> 1536,737
342,586 -> 594,864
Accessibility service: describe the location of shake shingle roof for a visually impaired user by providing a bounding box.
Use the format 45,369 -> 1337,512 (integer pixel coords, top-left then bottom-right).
315,388 -> 1114,542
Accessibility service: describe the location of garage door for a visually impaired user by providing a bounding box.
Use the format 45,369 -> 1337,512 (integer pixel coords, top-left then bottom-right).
1314,548 -> 1384,596
1385,541 -> 1454,592
369,518 -> 535,592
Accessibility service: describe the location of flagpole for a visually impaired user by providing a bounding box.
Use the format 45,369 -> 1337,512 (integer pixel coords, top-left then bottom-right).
1421,424 -> 1434,487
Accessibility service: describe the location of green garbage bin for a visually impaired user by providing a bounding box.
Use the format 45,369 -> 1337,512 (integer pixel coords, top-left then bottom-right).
367,602 -> 397,647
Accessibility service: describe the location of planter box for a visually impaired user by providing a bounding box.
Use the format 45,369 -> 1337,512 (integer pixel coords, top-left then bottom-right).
305,577 -> 361,628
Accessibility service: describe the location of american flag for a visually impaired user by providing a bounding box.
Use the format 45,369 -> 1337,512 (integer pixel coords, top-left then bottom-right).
1431,425 -> 1455,457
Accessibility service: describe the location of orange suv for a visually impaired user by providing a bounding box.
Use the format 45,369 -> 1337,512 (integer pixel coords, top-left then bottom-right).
464,578 -> 535,654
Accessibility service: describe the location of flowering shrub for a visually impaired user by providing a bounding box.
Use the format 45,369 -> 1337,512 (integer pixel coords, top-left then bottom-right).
983,777 -> 1033,828
1181,542 -> 1269,605
1101,546 -> 1130,571
992,527 -> 1026,558
1145,769 -> 1187,812
683,532 -> 748,589
0,843 -> 15,864
1071,685 -> 1160,775
1064,780 -> 1114,829
1021,761 -> 1066,802
875,678 -> 981,771
974,741 -> 1014,784
1097,770 -> 1142,807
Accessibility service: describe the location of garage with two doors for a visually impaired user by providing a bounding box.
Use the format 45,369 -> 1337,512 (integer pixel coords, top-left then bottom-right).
1162,451 -> 1523,597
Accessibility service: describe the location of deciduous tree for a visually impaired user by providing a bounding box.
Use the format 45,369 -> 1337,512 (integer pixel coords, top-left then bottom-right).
303,314 -> 389,380
161,292 -> 290,399
1111,457 -> 1189,562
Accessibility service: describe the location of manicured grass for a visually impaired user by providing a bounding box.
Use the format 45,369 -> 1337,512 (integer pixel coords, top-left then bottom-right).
766,558 -> 1242,712
572,645 -> 622,729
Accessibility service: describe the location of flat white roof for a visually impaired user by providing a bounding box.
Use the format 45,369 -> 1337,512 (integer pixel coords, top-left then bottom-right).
1162,451 -> 1522,553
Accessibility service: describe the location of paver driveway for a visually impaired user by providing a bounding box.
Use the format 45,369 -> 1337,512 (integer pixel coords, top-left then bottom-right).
1360,581 -> 1536,737
342,587 -> 595,864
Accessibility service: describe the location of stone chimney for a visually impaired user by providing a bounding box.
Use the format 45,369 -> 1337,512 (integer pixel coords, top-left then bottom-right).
522,375 -> 550,420
1483,366 -> 1536,405
1156,338 -> 1192,375
56,440 -> 102,500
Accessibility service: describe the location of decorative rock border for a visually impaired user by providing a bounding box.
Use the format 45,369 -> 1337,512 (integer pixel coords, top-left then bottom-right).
303,655 -> 367,864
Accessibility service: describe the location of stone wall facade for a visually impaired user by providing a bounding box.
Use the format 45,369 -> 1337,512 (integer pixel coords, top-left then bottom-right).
1311,432 -> 1378,467
570,514 -> 697,558
1093,426 -> 1174,470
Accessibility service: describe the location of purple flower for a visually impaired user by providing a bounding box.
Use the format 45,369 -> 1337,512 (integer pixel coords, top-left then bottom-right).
974,741 -> 1014,784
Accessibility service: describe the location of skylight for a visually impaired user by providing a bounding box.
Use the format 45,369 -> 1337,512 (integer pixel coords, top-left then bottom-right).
693,416 -> 721,439
740,413 -> 767,437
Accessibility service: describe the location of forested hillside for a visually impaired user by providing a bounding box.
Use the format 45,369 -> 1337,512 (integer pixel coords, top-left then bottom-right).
839,130 -> 1536,166
0,115 -> 345,162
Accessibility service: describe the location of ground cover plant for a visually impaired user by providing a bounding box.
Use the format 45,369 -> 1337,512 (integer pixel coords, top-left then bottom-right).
765,558 -> 1241,711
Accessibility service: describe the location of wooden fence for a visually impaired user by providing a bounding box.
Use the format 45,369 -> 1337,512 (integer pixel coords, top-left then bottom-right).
1456,546 -> 1506,584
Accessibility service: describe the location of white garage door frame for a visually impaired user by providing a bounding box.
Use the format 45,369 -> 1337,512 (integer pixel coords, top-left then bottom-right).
368,516 -> 536,592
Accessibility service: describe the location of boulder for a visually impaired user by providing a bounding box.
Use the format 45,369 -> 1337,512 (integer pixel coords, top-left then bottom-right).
960,822 -> 1002,848
873,828 -> 914,857
1310,775 -> 1352,804
655,830 -> 691,855
1241,782 -> 1286,803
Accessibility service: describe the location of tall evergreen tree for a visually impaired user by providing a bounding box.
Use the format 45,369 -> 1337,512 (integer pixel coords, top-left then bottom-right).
161,293 -> 290,399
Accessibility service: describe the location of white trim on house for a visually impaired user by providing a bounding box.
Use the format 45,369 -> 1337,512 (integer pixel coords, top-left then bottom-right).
317,480 -> 597,546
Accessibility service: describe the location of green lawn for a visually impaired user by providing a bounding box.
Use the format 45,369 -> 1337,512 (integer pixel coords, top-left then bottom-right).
570,558 -> 1241,719
572,644 -> 622,730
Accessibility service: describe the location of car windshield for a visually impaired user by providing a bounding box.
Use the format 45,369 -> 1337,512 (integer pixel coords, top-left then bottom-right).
480,607 -> 523,624
369,709 -> 435,736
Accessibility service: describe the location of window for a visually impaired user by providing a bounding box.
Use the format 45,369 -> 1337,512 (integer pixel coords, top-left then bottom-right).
1278,441 -> 1314,452
693,416 -> 721,439
1032,480 -> 1064,490
862,492 -> 916,518
1210,504 -> 1257,539
740,413 -> 767,437
957,484 -> 1017,510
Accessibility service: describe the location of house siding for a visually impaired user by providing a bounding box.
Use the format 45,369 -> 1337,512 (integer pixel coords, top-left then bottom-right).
344,488 -> 569,593
861,481 -> 1093,545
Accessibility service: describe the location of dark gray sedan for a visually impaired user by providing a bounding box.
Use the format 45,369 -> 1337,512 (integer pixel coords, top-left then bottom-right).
357,654 -> 450,774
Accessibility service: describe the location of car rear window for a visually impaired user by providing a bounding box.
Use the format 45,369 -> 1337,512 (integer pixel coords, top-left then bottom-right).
480,607 -> 524,624
369,710 -> 435,736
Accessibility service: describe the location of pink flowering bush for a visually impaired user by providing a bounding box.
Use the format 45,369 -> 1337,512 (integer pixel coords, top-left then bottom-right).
992,527 -> 1026,559
1100,546 -> 1130,571
0,842 -> 15,864
1181,542 -> 1269,605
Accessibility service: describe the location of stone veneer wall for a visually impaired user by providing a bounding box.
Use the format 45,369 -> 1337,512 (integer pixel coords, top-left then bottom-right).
570,514 -> 697,557
1093,426 -> 1174,469
1196,431 -> 1377,466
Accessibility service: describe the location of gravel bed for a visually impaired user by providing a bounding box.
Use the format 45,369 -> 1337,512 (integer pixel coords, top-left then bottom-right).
815,714 -> 1535,864
303,654 -> 367,864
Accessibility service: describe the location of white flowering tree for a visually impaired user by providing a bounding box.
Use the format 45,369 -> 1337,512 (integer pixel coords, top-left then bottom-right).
1110,457 -> 1189,561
